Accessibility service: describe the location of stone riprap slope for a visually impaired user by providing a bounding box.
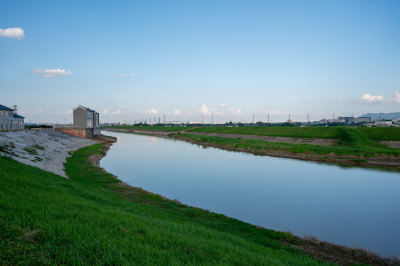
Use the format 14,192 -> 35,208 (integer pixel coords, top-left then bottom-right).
0,130 -> 95,177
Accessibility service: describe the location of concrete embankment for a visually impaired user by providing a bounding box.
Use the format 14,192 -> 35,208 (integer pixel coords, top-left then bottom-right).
0,130 -> 96,177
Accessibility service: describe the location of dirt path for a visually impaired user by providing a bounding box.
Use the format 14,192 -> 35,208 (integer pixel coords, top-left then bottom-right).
381,140 -> 400,149
0,130 -> 96,177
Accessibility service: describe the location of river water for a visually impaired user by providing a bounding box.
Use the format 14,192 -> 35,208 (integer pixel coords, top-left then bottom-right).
101,131 -> 400,257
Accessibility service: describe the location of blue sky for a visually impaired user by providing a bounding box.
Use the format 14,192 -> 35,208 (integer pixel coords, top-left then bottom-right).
1,0 -> 400,123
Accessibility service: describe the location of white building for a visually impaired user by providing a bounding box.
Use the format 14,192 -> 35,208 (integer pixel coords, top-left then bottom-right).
374,120 -> 393,127
355,116 -> 371,123
72,105 -> 100,137
0,104 -> 25,131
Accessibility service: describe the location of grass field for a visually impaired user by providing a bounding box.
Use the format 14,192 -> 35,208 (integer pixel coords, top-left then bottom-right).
0,144 -> 332,265
188,126 -> 400,141
180,132 -> 400,158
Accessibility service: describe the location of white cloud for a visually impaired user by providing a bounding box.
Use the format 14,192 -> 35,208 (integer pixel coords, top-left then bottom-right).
33,109 -> 43,114
32,68 -> 71,78
66,110 -> 72,115
188,112 -> 192,116
111,109 -> 121,115
118,105 -> 127,109
233,109 -> 242,115
362,93 -> 384,103
0,27 -> 24,39
112,73 -> 135,78
390,92 -> 400,103
220,103 -> 228,107
199,104 -> 212,115
215,111 -> 222,115
103,109 -> 108,115
266,109 -> 288,115
145,108 -> 158,115
173,109 -> 182,115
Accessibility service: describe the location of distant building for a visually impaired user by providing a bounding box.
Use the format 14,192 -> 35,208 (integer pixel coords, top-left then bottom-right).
55,105 -> 100,139
73,105 -> 100,136
338,116 -> 355,124
374,120 -> 393,127
355,117 -> 371,123
328,118 -> 345,124
0,104 -> 24,131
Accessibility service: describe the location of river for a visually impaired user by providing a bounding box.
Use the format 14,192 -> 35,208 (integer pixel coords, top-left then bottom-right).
101,131 -> 400,257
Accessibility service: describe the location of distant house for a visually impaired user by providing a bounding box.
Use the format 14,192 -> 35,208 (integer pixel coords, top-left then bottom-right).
55,105 -> 100,139
73,105 -> 100,135
338,116 -> 355,124
0,104 -> 24,131
355,117 -> 371,123
374,120 -> 393,127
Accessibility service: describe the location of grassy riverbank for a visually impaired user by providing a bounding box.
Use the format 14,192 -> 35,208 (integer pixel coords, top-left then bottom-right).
188,126 -> 400,141
104,126 -> 400,166
174,130 -> 400,168
0,143 -> 391,265
178,133 -> 400,158
104,125 -> 400,141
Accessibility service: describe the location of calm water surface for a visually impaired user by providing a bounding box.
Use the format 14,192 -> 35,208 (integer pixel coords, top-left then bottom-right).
101,131 -> 400,257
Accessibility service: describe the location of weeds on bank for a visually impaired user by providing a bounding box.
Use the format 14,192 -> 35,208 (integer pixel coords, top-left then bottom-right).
181,132 -> 400,158
32,144 -> 46,150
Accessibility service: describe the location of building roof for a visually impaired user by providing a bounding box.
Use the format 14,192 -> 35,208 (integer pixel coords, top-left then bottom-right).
75,105 -> 96,112
13,113 -> 24,119
0,104 -> 13,111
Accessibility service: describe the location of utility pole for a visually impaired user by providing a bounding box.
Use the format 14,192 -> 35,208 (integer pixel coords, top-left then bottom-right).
307,113 -> 310,124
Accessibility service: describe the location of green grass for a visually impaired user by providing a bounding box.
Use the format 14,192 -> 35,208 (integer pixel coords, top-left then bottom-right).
32,144 -> 45,150
0,144 -> 331,265
188,126 -> 400,141
358,127 -> 400,141
23,147 -> 38,155
103,125 -> 193,132
189,126 -> 339,138
180,132 -> 400,157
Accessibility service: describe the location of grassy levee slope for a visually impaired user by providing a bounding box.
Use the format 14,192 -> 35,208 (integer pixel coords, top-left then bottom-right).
0,144 -> 329,265
189,126 -> 339,138
180,127 -> 400,158
188,126 -> 400,141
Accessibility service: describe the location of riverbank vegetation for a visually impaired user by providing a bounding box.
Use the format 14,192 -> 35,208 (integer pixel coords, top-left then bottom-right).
175,129 -> 400,168
179,131 -> 400,157
104,125 -> 400,140
188,126 -> 400,141
0,144 -> 391,265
